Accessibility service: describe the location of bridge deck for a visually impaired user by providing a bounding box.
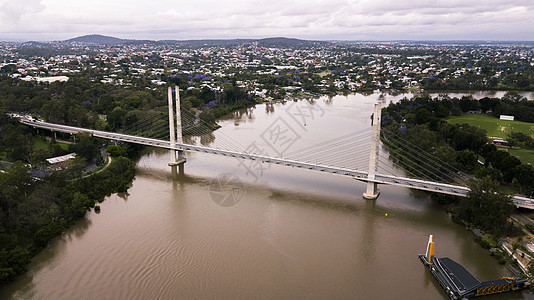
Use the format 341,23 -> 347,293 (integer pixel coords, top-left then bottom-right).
20,118 -> 534,209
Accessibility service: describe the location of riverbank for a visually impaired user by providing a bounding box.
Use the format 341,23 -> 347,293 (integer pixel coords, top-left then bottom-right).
464,217 -> 534,281
0,148 -> 136,284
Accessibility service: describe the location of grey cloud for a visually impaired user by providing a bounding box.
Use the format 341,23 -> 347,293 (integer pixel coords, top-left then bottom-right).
0,0 -> 46,29
0,0 -> 533,41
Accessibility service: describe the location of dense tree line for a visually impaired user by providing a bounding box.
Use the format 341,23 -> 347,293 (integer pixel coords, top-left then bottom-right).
458,177 -> 515,235
458,92 -> 534,123
0,114 -> 135,283
421,58 -> 534,91
0,73 -> 254,137
0,129 -> 135,283
0,114 -> 35,162
382,94 -> 534,234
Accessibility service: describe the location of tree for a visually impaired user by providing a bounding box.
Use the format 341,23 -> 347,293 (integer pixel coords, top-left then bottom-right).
479,143 -> 497,159
49,143 -> 66,157
68,133 -> 98,162
479,97 -> 500,113
0,162 -> 33,233
456,150 -> 477,172
0,162 -> 33,198
446,123 -> 487,152
40,99 -> 66,124
486,150 -> 521,182
514,164 -> 534,196
434,104 -> 450,118
199,110 -> 215,124
415,107 -> 432,124
0,241 -> 30,283
106,145 -> 126,157
96,94 -> 114,113
15,182 -> 61,232
12,134 -> 33,163
107,108 -> 126,131
30,147 -> 50,169
123,96 -> 143,110
457,177 -> 514,234
507,132 -> 534,148
0,124 -> 33,162
459,96 -> 475,112
503,91 -> 523,102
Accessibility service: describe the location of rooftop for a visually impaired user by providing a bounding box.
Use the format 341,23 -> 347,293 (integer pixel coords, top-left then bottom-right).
46,153 -> 76,164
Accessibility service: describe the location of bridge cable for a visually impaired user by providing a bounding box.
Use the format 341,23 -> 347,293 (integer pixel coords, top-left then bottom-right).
381,128 -> 468,181
379,132 -> 462,183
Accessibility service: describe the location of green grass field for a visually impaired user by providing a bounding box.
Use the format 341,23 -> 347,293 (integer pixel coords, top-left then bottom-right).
499,148 -> 534,166
32,136 -> 69,151
32,136 -> 49,150
447,114 -> 534,139
447,114 -> 534,165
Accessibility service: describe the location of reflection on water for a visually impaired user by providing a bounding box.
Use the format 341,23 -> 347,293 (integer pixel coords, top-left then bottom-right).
199,132 -> 215,146
1,92 -> 532,299
265,103 -> 275,114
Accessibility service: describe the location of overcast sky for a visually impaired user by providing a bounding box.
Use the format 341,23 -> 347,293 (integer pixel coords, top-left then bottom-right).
0,0 -> 533,42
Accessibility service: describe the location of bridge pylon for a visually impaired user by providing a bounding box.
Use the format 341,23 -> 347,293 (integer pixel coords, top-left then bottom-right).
168,86 -> 186,167
363,102 -> 381,200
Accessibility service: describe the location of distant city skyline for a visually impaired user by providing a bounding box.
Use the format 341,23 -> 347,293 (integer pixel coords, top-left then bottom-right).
0,0 -> 533,42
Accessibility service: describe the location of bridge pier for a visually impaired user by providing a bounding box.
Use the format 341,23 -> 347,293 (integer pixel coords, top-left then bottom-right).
168,86 -> 186,167
169,149 -> 186,166
170,164 -> 185,177
363,181 -> 380,200
363,102 -> 381,200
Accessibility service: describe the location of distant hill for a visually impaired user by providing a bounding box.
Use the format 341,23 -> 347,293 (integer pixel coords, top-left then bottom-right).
256,37 -> 328,48
64,35 -> 330,48
66,34 -> 128,45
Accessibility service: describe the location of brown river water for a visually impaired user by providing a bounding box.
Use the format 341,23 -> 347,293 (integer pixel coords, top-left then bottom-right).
1,92 -> 533,299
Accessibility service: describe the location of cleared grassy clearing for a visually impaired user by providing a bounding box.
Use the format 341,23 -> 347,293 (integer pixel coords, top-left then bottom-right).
447,114 -> 534,139
32,136 -> 69,151
498,147 -> 534,165
447,114 -> 534,165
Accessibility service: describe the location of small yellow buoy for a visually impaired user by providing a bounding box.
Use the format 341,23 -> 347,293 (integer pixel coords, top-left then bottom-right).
385,213 -> 388,216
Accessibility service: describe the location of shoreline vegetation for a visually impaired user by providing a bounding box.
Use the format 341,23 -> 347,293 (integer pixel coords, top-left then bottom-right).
0,131 -> 136,283
0,155 -> 136,284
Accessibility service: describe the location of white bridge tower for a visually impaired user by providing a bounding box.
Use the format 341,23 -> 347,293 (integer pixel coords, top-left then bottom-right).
168,86 -> 186,167
363,102 -> 381,200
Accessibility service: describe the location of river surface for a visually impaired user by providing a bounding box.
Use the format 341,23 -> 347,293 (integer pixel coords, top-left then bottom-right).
395,90 -> 534,101
1,93 -> 533,299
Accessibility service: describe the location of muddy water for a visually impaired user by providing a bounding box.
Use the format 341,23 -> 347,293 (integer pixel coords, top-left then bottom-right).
1,93 -> 531,299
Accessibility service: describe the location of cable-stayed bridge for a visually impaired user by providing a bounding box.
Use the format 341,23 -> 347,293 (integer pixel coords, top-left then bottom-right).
18,87 -> 534,209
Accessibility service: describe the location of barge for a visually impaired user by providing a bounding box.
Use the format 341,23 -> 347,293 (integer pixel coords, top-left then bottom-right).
419,235 -> 529,299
